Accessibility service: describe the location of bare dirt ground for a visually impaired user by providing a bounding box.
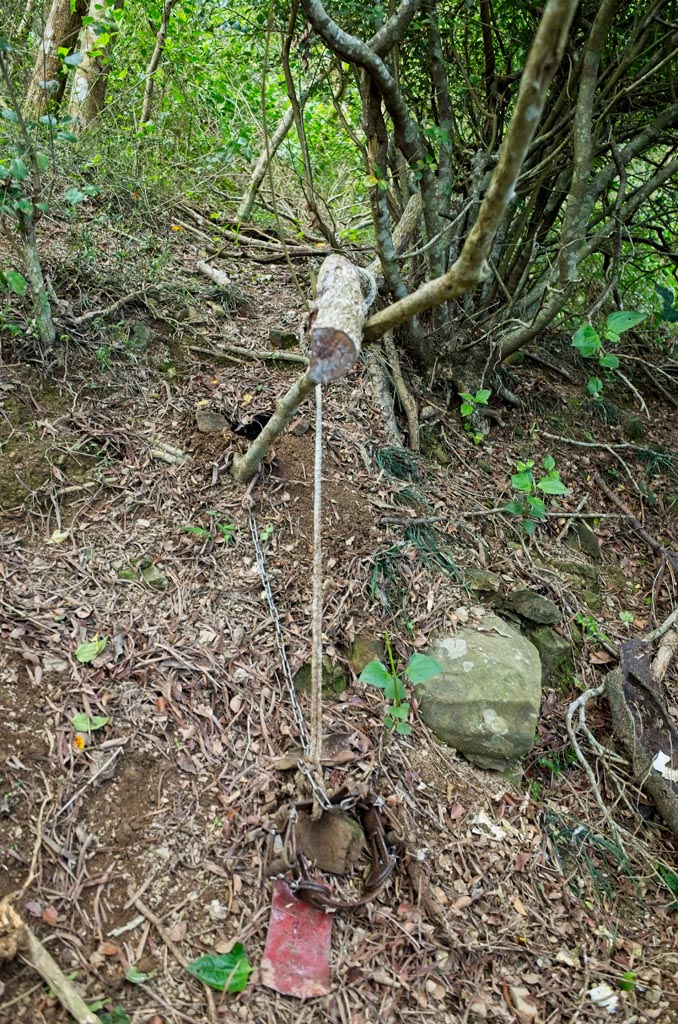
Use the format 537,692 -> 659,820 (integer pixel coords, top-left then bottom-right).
1,219 -> 678,1023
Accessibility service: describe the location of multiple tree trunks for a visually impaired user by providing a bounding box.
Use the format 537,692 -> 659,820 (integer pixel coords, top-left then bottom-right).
307,255 -> 365,384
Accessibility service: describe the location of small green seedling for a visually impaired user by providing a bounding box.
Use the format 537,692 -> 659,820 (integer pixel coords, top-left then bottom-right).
72,712 -> 109,733
459,388 -> 491,443
181,514 -> 236,543
359,633 -> 442,736
75,636 -> 107,663
618,971 -> 637,992
571,311 -> 647,399
504,455 -> 569,535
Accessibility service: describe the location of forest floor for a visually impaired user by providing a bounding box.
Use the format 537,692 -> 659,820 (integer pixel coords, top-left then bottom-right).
1,207 -> 677,1024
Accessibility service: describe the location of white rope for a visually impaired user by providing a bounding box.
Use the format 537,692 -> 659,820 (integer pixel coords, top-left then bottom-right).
309,383 -> 324,771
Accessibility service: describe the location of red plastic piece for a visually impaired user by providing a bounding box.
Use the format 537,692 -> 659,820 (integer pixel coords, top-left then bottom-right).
260,879 -> 334,998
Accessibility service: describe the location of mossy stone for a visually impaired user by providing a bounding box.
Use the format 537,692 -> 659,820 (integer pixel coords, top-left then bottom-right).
530,627 -> 573,689
348,634 -> 385,675
294,656 -> 347,697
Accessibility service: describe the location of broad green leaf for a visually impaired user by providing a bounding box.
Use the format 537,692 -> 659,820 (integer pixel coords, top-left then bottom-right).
63,187 -> 86,203
75,636 -> 107,662
618,971 -> 637,992
9,158 -> 28,181
587,376 -> 603,396
599,353 -> 619,369
542,455 -> 555,471
387,701 -> 410,720
39,115 -> 58,127
0,37 -> 12,53
458,392 -> 474,402
395,721 -> 412,735
571,324 -> 600,358
526,496 -> 546,518
475,389 -> 491,404
1,108 -> 19,123
383,715 -> 394,729
383,675 -> 406,702
511,470 -> 534,492
606,311 -> 646,334
522,519 -> 537,536
57,131 -> 79,143
65,52 -> 84,66
460,402 -> 473,417
405,653 -> 443,683
72,712 -> 109,732
36,153 -> 50,171
537,476 -> 569,495
125,966 -> 156,984
359,659 -> 393,690
186,944 -> 252,993
504,499 -> 525,515
98,1009 -> 131,1024
5,271 -> 28,296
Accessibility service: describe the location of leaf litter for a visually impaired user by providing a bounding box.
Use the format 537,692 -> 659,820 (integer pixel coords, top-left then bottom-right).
0,252 -> 677,1023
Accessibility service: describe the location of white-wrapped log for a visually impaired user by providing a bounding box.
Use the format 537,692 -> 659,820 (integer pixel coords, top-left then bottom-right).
307,255 -> 365,384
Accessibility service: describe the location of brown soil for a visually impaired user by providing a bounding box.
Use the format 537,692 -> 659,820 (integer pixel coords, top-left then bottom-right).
1,227 -> 678,1024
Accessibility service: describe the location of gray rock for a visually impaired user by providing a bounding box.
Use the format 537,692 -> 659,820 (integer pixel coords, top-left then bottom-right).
294,656 -> 347,697
529,626 -> 573,688
465,568 -> 502,596
502,589 -> 561,624
417,614 -> 541,770
567,520 -> 601,561
195,407 -> 229,433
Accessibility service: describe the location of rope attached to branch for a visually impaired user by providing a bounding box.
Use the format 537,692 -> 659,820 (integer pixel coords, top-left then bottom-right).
309,384 -> 325,788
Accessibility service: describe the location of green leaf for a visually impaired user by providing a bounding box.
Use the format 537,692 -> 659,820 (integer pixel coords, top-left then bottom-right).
460,402 -> 473,417
9,158 -> 28,181
75,636 -> 107,663
618,971 -> 637,992
359,659 -> 393,690
383,675 -> 406,702
526,495 -> 546,518
537,476 -> 569,495
64,52 -> 84,66
57,131 -> 79,143
542,455 -> 555,471
405,653 -> 443,683
475,389 -> 491,404
383,715 -> 395,729
1,108 -> 19,123
72,712 -> 110,733
458,392 -> 474,402
125,966 -> 156,984
599,353 -> 619,369
98,1009 -> 130,1024
606,311 -> 646,334
395,721 -> 412,735
504,499 -> 525,516
36,153 -> 50,171
4,271 -> 28,296
387,701 -> 410,720
39,114 -> 58,127
522,519 -> 537,536
587,376 -> 603,396
181,525 -> 210,538
186,944 -> 253,993
63,187 -> 86,203
619,610 -> 634,624
571,324 -> 600,358
511,470 -> 534,492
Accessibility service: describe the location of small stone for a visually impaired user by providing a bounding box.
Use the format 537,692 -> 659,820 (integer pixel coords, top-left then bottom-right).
348,634 -> 385,674
268,328 -> 298,350
529,627 -> 573,687
294,656 -> 346,697
502,589 -> 561,624
295,808 -> 364,875
465,569 -> 502,596
567,520 -> 602,560
195,407 -> 229,433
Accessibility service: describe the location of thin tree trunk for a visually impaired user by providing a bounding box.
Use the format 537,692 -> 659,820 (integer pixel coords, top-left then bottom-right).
140,0 -> 177,125
24,0 -> 85,117
236,103 -> 297,222
17,209 -> 56,357
69,0 -> 124,129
